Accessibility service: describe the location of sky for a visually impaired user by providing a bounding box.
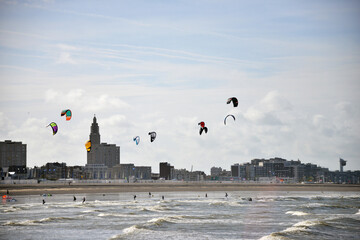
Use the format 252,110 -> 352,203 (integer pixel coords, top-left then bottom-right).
0,0 -> 359,174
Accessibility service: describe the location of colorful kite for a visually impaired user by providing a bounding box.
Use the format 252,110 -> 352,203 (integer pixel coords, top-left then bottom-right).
47,122 -> 58,135
61,109 -> 72,121
227,97 -> 238,107
85,140 -> 91,152
198,122 -> 208,135
133,136 -> 140,145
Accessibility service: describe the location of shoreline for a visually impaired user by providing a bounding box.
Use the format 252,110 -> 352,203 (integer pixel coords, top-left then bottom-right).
1,183 -> 360,195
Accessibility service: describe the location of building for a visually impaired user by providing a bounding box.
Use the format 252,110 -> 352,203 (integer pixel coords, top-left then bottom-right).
40,162 -> 66,180
0,140 -> 27,179
231,164 -> 240,177
159,162 -> 174,180
211,167 -> 222,176
84,164 -> 110,179
340,158 -> 346,172
172,168 -> 206,181
87,115 -> 120,168
112,163 -> 135,180
134,166 -> 152,180
111,164 -> 151,180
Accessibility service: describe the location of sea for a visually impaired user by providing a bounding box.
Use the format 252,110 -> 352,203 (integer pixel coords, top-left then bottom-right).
1,191 -> 359,240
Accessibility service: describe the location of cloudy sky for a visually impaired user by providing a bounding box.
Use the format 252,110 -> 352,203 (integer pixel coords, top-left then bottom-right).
1,0 -> 359,174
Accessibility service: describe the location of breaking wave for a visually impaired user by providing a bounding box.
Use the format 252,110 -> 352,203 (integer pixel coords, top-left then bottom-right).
285,211 -> 310,216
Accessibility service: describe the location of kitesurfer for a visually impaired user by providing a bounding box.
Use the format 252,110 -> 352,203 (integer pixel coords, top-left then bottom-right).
134,195 -> 136,200
225,193 -> 228,198
82,197 -> 86,203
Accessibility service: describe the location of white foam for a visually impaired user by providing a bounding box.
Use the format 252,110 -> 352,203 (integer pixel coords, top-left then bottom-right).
285,211 -> 310,216
122,225 -> 140,234
293,220 -> 321,227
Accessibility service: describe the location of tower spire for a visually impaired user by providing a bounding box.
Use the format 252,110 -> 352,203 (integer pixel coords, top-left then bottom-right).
90,114 -> 100,144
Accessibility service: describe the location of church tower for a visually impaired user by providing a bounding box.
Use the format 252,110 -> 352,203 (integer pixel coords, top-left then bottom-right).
90,115 -> 100,145
87,115 -> 120,168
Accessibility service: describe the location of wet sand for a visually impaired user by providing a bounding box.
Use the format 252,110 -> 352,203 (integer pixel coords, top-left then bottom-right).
1,183 -> 360,195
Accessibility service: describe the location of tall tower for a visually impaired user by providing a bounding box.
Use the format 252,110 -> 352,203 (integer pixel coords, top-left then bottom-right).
340,158 -> 346,172
90,115 -> 100,145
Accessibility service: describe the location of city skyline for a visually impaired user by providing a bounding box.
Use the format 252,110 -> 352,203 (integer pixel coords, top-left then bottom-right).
1,1 -> 359,173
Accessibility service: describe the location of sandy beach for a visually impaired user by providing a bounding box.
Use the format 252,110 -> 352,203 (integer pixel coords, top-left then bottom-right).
1,182 -> 360,195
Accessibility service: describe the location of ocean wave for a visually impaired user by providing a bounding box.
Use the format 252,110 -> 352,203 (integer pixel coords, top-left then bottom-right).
147,217 -> 175,226
3,216 -> 80,226
285,211 -> 310,216
293,220 -> 329,227
98,213 -> 132,218
146,204 -> 172,212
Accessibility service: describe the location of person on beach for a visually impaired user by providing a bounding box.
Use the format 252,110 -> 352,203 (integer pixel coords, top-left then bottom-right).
82,197 -> 86,203
205,193 -> 208,198
134,195 -> 136,200
149,192 -> 151,197
42,199 -> 45,204
73,196 -> 76,201
162,196 -> 164,200
7,189 -> 9,195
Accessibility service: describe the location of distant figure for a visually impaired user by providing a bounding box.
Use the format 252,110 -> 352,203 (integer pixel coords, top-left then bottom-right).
225,193 -> 228,198
162,196 -> 164,200
149,192 -> 151,197
248,197 -> 252,201
205,193 -> 208,198
82,197 -> 86,203
103,194 -> 105,196
73,196 -> 76,201
42,199 -> 45,204
7,189 -> 9,195
134,195 -> 136,200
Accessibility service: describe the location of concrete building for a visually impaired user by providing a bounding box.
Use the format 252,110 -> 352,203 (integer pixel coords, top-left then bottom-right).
40,162 -> 66,180
111,164 -> 151,180
340,158 -> 346,172
134,166 -> 152,180
0,140 -> 27,179
84,164 -> 110,179
231,164 -> 240,177
211,167 -> 222,176
112,163 -> 135,180
87,115 -> 120,168
160,162 -> 174,180
172,168 -> 206,181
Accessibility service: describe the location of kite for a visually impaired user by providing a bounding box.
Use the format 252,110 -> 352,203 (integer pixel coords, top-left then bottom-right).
47,122 -> 58,135
85,140 -> 91,152
224,114 -> 236,125
227,97 -> 238,107
198,122 -> 208,135
148,132 -> 156,142
61,109 -> 72,121
199,127 -> 208,135
133,136 -> 140,145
